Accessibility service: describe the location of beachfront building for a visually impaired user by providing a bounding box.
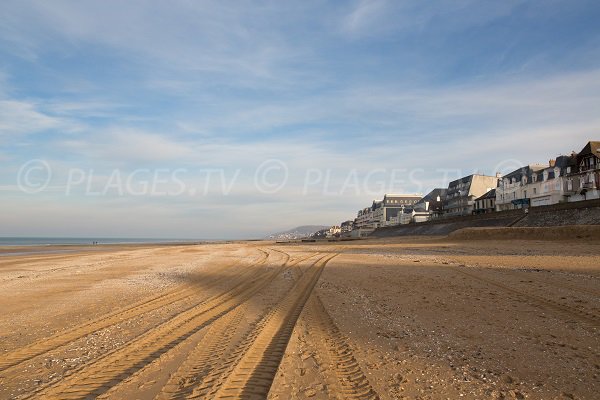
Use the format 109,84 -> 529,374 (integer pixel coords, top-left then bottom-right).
495,165 -> 546,211
351,194 -> 422,235
353,194 -> 422,229
412,188 -> 448,221
496,142 -> 597,208
374,194 -> 422,227
354,207 -> 372,228
354,202 -> 379,230
444,174 -> 500,216
565,141 -> 600,202
524,155 -> 577,207
340,220 -> 354,235
326,225 -> 341,238
352,203 -> 378,237
473,188 -> 496,214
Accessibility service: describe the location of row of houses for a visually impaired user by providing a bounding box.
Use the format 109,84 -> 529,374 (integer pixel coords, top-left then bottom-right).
491,141 -> 599,212
332,140 -> 599,237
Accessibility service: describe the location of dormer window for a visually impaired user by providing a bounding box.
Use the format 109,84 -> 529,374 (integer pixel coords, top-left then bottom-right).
566,166 -> 571,174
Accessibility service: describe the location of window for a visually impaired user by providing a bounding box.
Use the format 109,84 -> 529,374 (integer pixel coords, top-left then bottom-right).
533,187 -> 537,194
566,166 -> 571,174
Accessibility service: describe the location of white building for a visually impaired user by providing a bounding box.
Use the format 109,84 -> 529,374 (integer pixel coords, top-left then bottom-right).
496,165 -> 546,211
326,225 -> 341,238
526,156 -> 576,207
353,194 -> 422,229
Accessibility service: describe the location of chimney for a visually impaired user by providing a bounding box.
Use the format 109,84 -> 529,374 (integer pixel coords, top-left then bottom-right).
495,172 -> 502,178
549,159 -> 556,167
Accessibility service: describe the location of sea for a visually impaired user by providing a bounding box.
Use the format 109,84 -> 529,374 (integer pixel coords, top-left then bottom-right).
0,237 -> 205,246
0,237 -> 215,256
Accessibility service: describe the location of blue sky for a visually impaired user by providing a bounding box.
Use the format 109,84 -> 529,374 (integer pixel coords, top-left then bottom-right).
1,0 -> 599,238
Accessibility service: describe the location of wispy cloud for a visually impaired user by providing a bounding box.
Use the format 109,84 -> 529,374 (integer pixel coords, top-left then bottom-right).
341,0 -> 390,36
0,100 -> 64,137
339,0 -> 525,38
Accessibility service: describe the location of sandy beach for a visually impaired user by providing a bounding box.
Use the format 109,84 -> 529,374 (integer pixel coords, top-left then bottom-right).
0,236 -> 598,399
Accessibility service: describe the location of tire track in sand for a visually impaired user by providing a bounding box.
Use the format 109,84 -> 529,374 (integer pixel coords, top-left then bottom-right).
0,249 -> 270,373
22,250 -> 291,399
304,294 -> 380,400
155,253 -> 321,400
212,253 -> 338,399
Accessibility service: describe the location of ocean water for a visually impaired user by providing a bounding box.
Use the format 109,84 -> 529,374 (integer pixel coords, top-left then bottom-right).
0,237 -> 203,246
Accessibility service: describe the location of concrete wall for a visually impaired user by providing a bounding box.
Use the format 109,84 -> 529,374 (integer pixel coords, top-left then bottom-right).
371,199 -> 600,237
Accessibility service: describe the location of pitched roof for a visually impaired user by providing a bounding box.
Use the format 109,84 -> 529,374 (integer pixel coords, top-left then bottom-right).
475,188 -> 496,201
578,141 -> 600,158
503,164 -> 546,180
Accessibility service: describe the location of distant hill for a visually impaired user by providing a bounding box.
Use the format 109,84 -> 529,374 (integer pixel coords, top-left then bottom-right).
266,225 -> 329,240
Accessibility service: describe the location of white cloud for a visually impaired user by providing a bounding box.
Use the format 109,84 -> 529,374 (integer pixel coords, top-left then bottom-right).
44,100 -> 127,119
0,100 -> 63,137
0,1 -> 311,89
339,0 -> 525,38
341,0 -> 390,35
61,128 -> 195,164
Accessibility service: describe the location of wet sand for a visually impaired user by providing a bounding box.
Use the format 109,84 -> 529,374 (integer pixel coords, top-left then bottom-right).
0,236 -> 598,399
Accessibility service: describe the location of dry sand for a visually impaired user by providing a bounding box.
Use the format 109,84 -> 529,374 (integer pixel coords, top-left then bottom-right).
0,234 -> 598,399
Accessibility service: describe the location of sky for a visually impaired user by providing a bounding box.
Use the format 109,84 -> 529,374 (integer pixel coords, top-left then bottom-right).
1,0 -> 599,239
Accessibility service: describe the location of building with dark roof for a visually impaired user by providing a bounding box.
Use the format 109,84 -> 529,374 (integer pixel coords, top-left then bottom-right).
566,141 -> 600,202
373,194 -> 422,226
495,165 -> 546,211
353,194 -> 422,231
445,174 -> 500,216
474,188 -> 496,214
413,188 -> 448,221
525,155 -> 577,207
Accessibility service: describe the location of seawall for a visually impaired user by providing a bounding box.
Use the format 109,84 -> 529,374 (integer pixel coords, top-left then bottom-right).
371,199 -> 600,237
